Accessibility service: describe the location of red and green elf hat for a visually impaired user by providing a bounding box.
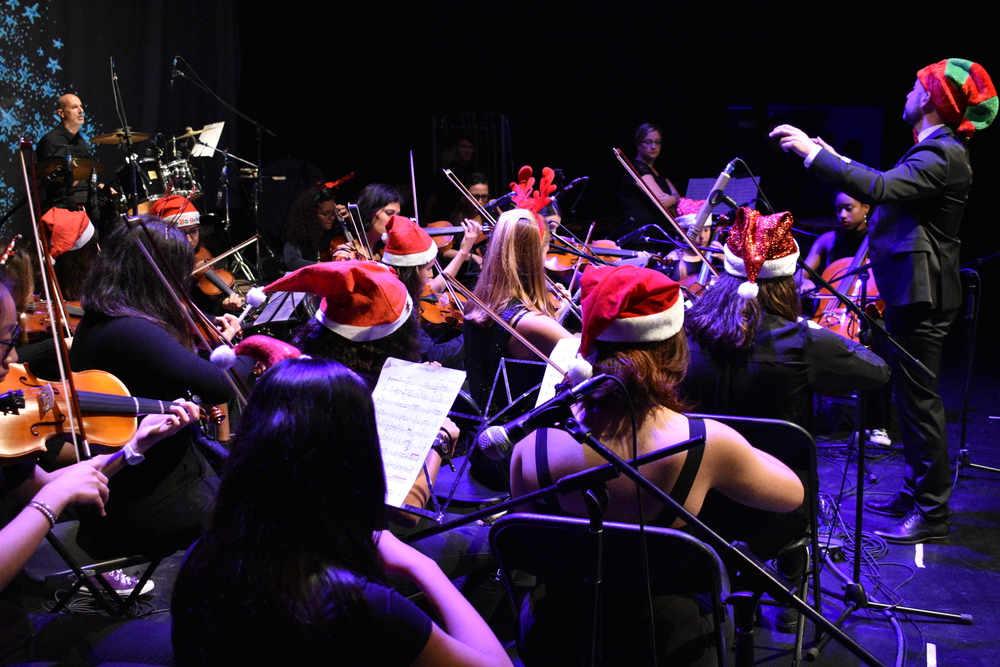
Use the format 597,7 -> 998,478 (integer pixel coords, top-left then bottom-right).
917,59 -> 997,139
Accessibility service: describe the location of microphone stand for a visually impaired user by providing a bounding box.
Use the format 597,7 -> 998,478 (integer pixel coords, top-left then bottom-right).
796,260 -> 971,663
403,406 -> 888,666
173,57 -> 278,278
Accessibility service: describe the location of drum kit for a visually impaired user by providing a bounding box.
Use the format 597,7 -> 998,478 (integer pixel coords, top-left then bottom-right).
78,126 -> 208,213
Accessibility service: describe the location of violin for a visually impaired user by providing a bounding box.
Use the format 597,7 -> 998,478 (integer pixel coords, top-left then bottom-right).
194,246 -> 240,301
21,295 -> 84,339
419,284 -> 466,331
0,362 -> 222,465
545,238 -> 643,273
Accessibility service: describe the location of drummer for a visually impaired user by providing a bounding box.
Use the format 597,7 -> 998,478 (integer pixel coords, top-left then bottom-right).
36,94 -> 92,212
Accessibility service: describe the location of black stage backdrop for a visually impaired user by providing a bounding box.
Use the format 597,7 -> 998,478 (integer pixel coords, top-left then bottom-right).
3,1 -> 999,338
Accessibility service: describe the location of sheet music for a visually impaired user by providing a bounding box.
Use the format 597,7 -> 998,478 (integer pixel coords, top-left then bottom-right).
371,358 -> 466,507
190,121 -> 225,158
686,175 -> 760,209
536,337 -> 582,406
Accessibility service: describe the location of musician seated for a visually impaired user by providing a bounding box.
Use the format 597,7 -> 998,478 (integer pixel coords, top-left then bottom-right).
797,191 -> 869,298
509,264 -> 804,667
171,357 -> 513,667
251,260 -> 503,619
69,217 -> 253,559
383,215 -> 477,369
150,196 -> 245,314
464,206 -> 575,416
282,184 -> 343,269
1,274 -> 201,665
681,208 -> 889,433
331,183 -> 402,262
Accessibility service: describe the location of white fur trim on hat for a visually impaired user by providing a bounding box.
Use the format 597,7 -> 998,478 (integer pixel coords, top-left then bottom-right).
596,295 -> 684,344
210,344 -> 237,370
315,293 -> 414,341
723,242 -> 799,280
247,286 -> 267,307
382,241 -> 438,267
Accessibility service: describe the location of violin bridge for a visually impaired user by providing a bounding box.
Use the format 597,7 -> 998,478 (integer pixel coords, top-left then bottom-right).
37,384 -> 55,415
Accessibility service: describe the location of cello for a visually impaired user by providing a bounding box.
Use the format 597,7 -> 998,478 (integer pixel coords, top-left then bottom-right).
811,237 -> 883,342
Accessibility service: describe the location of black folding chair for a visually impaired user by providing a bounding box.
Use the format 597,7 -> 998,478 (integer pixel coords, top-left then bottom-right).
490,512 -> 730,667
687,413 -> 821,664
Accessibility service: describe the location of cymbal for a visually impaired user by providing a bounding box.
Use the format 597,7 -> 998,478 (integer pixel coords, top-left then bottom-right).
173,127 -> 207,141
90,129 -> 151,145
36,157 -> 106,181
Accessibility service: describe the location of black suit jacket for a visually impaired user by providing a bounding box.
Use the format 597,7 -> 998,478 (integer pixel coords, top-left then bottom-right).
809,126 -> 971,310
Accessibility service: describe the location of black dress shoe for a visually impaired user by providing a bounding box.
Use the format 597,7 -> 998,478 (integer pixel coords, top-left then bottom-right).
874,511 -> 949,545
864,492 -> 913,518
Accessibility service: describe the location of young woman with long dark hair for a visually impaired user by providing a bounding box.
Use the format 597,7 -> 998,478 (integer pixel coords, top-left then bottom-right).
171,357 -> 512,667
69,216 -> 253,558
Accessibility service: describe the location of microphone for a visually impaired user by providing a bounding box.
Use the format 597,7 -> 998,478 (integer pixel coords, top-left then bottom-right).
617,223 -> 651,245
476,374 -> 611,461
484,190 -> 515,212
691,159 -> 737,237
169,57 -> 178,90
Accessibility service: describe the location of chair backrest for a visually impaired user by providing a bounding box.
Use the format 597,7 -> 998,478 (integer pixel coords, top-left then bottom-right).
686,414 -> 820,595
490,512 -> 728,666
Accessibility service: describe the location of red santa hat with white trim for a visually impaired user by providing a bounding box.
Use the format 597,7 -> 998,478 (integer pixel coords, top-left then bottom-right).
247,260 -> 412,342
40,208 -> 95,258
148,195 -> 200,228
568,264 -> 684,381
381,215 -> 438,267
723,207 -> 799,300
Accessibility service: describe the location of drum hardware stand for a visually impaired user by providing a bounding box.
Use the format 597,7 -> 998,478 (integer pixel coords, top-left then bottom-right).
171,56 -> 280,277
796,261 -> 972,663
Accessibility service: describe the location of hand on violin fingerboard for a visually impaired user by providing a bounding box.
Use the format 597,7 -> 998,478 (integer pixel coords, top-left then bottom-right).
215,314 -> 242,342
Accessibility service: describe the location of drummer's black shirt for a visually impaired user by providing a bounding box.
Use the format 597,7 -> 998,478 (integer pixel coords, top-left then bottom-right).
36,124 -> 90,209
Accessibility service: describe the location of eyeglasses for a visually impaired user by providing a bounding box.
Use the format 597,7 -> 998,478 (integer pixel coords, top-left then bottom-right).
1,323 -> 22,360
473,194 -> 490,200
183,226 -> 201,236
640,140 -> 662,146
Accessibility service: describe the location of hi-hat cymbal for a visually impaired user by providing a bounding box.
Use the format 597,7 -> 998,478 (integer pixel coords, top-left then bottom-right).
90,129 -> 151,145
36,157 -> 106,181
173,127 -> 207,141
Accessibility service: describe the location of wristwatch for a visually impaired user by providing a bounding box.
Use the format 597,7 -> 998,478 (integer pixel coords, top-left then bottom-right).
123,443 -> 145,466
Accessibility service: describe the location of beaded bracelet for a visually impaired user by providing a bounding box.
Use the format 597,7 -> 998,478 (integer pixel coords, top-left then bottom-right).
27,501 -> 56,528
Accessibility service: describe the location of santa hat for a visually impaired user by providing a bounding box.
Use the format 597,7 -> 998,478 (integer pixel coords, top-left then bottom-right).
381,215 -> 437,267
917,59 -> 997,139
233,335 -> 301,367
577,264 -> 684,358
723,207 -> 799,300
40,208 -> 95,258
247,260 -> 412,342
675,197 -> 711,229
148,195 -> 200,228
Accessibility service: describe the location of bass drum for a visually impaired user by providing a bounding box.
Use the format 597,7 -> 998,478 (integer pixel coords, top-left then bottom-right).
114,157 -> 166,212
162,159 -> 203,200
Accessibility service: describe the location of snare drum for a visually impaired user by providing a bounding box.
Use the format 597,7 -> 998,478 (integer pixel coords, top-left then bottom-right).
162,159 -> 203,200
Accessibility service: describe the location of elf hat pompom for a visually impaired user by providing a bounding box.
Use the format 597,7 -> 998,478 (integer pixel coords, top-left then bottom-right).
578,264 -> 684,357
253,260 -> 412,341
723,207 -> 799,300
381,215 -> 438,267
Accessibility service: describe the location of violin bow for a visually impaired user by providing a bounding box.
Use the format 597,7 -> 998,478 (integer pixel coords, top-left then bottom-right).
613,148 -> 718,277
124,214 -> 250,406
18,141 -> 90,459
440,272 -> 566,378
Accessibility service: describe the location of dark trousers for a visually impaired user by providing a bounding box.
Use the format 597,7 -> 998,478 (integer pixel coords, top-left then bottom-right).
884,303 -> 958,521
